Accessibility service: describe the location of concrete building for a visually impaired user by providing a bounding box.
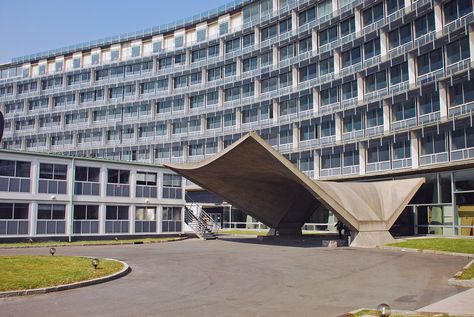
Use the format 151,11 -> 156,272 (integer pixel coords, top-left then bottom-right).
1,0 -> 474,236
0,150 -> 185,239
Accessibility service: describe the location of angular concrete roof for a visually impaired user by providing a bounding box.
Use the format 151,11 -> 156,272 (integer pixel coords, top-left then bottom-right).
165,132 -> 424,246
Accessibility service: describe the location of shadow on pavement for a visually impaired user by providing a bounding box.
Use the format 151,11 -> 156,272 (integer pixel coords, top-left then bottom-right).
216,234 -> 350,248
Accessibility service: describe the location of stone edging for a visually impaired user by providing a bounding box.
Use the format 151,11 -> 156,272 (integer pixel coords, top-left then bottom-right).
448,259 -> 474,288
0,258 -> 131,298
0,236 -> 188,249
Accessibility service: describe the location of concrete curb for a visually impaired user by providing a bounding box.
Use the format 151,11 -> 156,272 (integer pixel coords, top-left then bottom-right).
0,236 -> 188,249
0,258 -> 131,298
448,259 -> 474,288
377,245 -> 474,259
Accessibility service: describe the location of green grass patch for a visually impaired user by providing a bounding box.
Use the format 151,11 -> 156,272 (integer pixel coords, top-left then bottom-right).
459,262 -> 474,280
0,255 -> 123,292
0,237 -> 182,248
387,238 -> 474,254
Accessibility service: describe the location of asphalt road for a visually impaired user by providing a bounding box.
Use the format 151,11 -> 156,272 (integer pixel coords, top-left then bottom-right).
0,237 -> 468,317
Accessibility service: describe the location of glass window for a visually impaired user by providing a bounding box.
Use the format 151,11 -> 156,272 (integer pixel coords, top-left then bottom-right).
415,12 -> 435,38
390,62 -> 409,85
364,38 -> 381,59
446,37 -> 470,65
340,16 -> 356,37
363,3 -> 384,26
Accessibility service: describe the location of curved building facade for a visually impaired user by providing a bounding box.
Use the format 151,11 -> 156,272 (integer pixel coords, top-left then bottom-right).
1,0 -> 474,236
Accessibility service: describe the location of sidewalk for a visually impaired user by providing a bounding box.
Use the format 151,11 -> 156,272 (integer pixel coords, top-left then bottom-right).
417,288 -> 474,316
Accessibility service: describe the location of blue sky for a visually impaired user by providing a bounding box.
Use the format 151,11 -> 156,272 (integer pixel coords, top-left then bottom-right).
0,0 -> 232,63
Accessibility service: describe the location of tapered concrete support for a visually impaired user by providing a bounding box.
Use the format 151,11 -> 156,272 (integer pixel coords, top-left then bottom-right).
410,131 -> 419,169
166,133 -> 424,247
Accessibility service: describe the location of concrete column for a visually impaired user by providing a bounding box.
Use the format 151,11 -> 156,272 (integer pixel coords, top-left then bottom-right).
272,45 -> 279,66
30,202 -> 37,236
314,150 -> 321,179
334,51 -> 341,74
218,87 -> 224,108
311,30 -> 318,53
410,131 -> 419,169
31,160 -> 39,195
184,94 -> 190,114
439,81 -> 448,120
332,0 -> 338,12
354,8 -> 362,32
434,2 -> 443,33
48,96 -> 53,111
152,57 -> 158,76
135,82 -> 140,101
358,142 -> 366,175
408,53 -> 416,87
313,88 -> 320,114
291,10 -> 298,31
219,39 -> 225,57
168,76 -> 173,95
100,166 -> 107,199
335,113 -> 342,142
202,67 -> 207,84
218,136 -> 224,152
129,205 -> 135,234
380,31 -> 388,56
102,128 -> 107,146
134,123 -> 139,144
201,115 -> 206,134
99,204 -> 106,235
183,144 -> 189,162
88,109 -> 93,125
236,57 -> 242,77
272,100 -> 279,124
469,25 -> 474,64
255,79 -> 261,97
383,100 -> 391,133
272,0 -> 278,13
34,115 -> 39,133
166,120 -> 172,140
254,26 -> 260,45
357,73 -> 364,102
292,123 -> 299,151
292,66 -> 298,89
235,108 -> 242,130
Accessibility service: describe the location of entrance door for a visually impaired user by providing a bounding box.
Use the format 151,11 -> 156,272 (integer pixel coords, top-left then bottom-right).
209,213 -> 222,230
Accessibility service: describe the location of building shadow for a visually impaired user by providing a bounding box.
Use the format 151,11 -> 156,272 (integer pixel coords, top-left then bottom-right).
216,233 -> 349,248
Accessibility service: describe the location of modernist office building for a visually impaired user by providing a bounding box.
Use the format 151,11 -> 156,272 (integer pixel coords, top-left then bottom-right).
0,0 -> 474,236
0,151 -> 185,239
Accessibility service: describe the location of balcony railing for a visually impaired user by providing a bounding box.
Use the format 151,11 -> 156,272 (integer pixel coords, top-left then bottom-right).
419,152 -> 449,165
451,147 -> 474,161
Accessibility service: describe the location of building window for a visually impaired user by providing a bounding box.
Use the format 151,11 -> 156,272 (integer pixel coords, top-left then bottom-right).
162,207 -> 182,232
321,119 -> 335,137
131,46 -> 141,58
279,17 -> 292,33
341,46 -> 361,68
225,38 -> 241,54
299,63 -> 317,82
299,6 -> 316,26
73,205 -> 99,234
300,94 -> 313,111
55,60 -> 63,72
261,77 -> 278,93
225,87 -> 240,101
39,163 -> 67,194
280,43 -> 295,61
392,98 -> 416,121
106,169 -> 130,197
319,56 -> 334,75
261,24 -> 277,41
393,139 -> 411,160
321,153 -> 341,169
192,48 -> 206,63
260,104 -> 273,120
219,21 -> 229,35
280,100 -> 297,116
452,125 -> 474,151
421,132 -> 447,155
224,63 -> 237,77
74,166 -> 100,195
135,207 -> 156,233
317,0 -> 332,18
449,80 -> 474,107
341,81 -> 358,100
343,149 -> 359,167
207,116 -> 222,129
388,24 -> 412,49
153,40 -> 162,53
419,90 -> 440,115
364,38 -> 381,60
37,204 -> 66,235
105,206 -> 129,234
300,122 -> 317,140
175,35 -> 184,48
243,56 -> 258,73
415,12 -> 435,38
387,0 -> 404,15
159,57 -> 172,69
261,51 -> 273,67
365,70 -> 387,92
174,75 -> 187,89
135,172 -> 157,198
321,87 -> 339,106
163,174 -> 182,199
319,25 -> 338,46
343,113 -> 362,132
299,37 -> 312,54
279,72 -> 292,88
196,29 -> 206,42
363,3 -> 384,26
207,67 -> 221,81
190,95 -> 205,109
446,37 -> 470,65
340,16 -> 356,37
367,143 -> 390,163
242,108 -> 258,123
0,160 -> 30,192
390,62 -> 409,85
444,0 -> 473,24
111,49 -> 120,61
224,112 -> 236,126
417,48 -> 443,75
0,203 -> 29,235
243,33 -> 255,47
208,44 -> 219,57
366,107 -> 384,127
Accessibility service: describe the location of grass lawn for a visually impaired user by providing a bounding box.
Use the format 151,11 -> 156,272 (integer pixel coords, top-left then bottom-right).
0,255 -> 123,292
387,238 -> 474,254
0,237 -> 182,248
459,262 -> 474,280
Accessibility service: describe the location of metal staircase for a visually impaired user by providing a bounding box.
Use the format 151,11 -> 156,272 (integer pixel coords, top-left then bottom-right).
184,199 -> 218,240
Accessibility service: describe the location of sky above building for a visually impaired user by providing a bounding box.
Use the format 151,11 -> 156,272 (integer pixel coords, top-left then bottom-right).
0,0 -> 233,64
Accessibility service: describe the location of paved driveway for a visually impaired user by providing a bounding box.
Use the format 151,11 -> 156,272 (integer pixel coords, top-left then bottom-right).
0,237 -> 468,317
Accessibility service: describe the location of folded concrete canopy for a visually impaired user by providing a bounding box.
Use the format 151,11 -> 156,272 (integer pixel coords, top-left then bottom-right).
165,132 -> 424,247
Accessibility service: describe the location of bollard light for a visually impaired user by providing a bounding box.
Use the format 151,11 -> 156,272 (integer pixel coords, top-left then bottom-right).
92,258 -> 99,270
377,303 -> 391,317
49,247 -> 56,256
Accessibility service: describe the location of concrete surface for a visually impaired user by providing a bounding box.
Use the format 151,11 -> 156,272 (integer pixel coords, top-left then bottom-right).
0,237 -> 468,317
166,132 -> 424,247
417,288 -> 474,315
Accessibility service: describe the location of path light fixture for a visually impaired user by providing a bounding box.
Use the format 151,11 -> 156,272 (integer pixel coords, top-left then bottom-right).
49,247 -> 56,256
377,303 -> 391,317
92,258 -> 99,270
